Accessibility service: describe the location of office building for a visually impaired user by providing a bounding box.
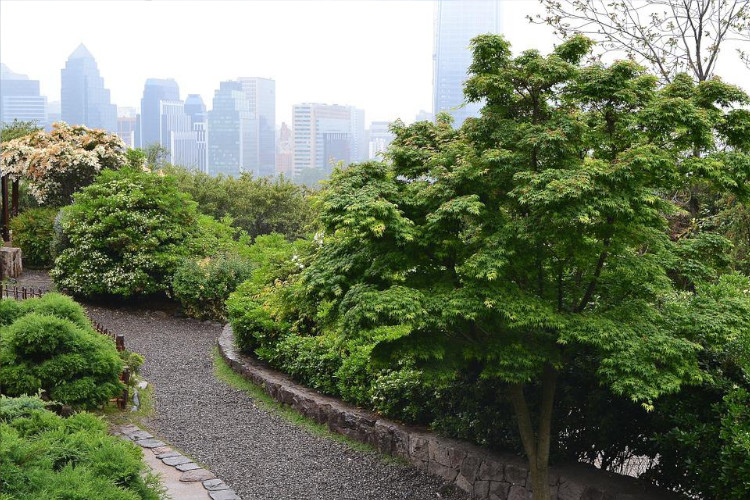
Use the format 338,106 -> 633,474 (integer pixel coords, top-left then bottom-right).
276,122 -> 293,177
433,0 -> 501,126
139,78 -> 179,148
0,63 -> 47,128
60,44 -> 117,132
207,81 -> 254,177
185,94 -> 208,173
238,77 -> 276,177
292,103 -> 365,178
368,121 -> 395,160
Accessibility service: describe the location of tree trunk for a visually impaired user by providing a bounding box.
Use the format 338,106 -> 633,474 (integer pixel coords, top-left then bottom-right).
509,364 -> 558,500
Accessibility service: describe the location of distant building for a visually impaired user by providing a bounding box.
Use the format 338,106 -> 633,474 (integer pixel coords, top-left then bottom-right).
47,101 -> 61,129
415,109 -> 434,122
0,63 -> 47,128
275,122 -> 293,177
138,78 -> 179,148
185,94 -> 208,173
117,116 -> 137,147
160,100 -> 199,168
433,0 -> 501,126
292,103 -> 365,178
368,121 -> 395,160
60,44 -> 117,132
207,80 -> 254,177
324,132 -> 351,167
238,77 -> 276,177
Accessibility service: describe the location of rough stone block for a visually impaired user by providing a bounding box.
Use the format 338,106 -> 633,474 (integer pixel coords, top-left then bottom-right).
128,430 -> 153,441
203,479 -> 229,491
558,479 -> 587,500
428,460 -> 459,483
478,459 -> 504,481
176,462 -> 202,472
409,435 -> 430,462
507,485 -> 531,500
474,480 -> 490,499
460,453 -> 483,483
163,455 -> 192,466
0,247 -> 22,279
209,490 -> 240,500
429,439 -> 466,469
135,438 -> 165,448
151,446 -> 172,455
180,468 -> 216,482
505,464 -> 528,486
455,473 -> 473,495
489,481 -> 511,500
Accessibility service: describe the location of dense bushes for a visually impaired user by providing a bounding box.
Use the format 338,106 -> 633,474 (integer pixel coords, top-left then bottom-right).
0,395 -> 162,499
165,166 -> 314,240
51,168 -> 201,298
9,207 -> 58,268
0,294 -> 124,409
172,254 -> 254,321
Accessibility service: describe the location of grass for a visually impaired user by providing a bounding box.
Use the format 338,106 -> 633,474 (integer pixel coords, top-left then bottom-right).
98,379 -> 155,427
212,347 -> 407,465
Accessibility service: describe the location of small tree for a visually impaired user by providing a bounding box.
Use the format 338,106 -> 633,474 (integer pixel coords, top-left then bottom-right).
300,36 -> 750,498
0,122 -> 126,206
534,0 -> 750,82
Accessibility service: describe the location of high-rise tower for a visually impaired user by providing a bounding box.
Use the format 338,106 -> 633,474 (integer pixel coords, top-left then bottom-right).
237,77 -> 276,178
433,0 -> 501,127
0,64 -> 47,128
60,44 -> 117,132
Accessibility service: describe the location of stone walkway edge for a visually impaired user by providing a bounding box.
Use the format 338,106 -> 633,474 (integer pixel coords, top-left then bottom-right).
218,324 -> 677,500
115,424 -> 241,500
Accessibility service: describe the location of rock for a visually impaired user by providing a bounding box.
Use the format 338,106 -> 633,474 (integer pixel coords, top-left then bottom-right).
176,462 -> 201,472
163,455 -> 192,466
209,489 -> 240,500
128,430 -> 153,441
137,380 -> 148,390
156,451 -> 181,459
505,465 -> 528,486
203,479 -> 229,491
507,485 -> 531,500
454,473 -> 472,494
409,435 -> 430,463
180,468 -> 216,482
135,438 -> 165,448
118,424 -> 140,435
489,481 -> 511,500
558,479 -> 588,500
460,454 -> 483,483
478,459 -> 504,481
428,460 -> 459,483
474,480 -> 490,499
151,446 -> 172,455
0,247 -> 22,279
153,310 -> 168,318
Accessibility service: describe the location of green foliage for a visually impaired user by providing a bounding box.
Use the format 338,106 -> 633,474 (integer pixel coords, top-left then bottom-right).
165,165 -> 315,240
9,207 -> 58,268
0,396 -> 162,500
50,168 -> 201,298
172,254 -> 255,321
0,294 -> 124,409
0,119 -> 41,142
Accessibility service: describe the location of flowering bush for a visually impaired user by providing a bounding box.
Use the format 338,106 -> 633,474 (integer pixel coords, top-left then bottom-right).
0,122 -> 126,206
51,168 -> 199,298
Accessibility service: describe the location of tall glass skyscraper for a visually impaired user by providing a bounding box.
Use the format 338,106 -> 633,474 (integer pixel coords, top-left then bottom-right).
139,78 -> 180,148
207,81 -> 254,177
433,0 -> 501,127
60,44 -> 117,132
238,77 -> 276,178
185,94 -> 208,173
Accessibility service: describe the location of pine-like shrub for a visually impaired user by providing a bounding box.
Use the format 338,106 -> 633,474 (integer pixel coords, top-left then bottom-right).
0,312 -> 123,408
9,207 -> 58,268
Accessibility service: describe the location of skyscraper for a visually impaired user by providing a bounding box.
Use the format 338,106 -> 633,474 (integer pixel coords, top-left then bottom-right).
185,94 -> 208,173
0,64 -> 47,127
292,103 -> 365,178
207,81 -> 254,177
138,78 -> 180,148
433,0 -> 501,127
368,121 -> 395,160
238,77 -> 276,177
60,44 -> 117,132
276,122 -> 293,177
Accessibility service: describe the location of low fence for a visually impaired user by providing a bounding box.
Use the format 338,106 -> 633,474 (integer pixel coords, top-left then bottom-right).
0,285 -> 130,409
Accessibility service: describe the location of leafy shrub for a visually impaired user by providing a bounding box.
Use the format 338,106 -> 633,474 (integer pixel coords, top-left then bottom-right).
172,253 -> 254,321
165,165 -> 315,240
9,207 -> 57,268
0,310 -> 123,408
51,168 -> 200,298
0,395 -> 162,500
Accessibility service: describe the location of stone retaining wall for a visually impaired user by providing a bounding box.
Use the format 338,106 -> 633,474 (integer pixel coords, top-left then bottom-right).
218,325 -> 678,500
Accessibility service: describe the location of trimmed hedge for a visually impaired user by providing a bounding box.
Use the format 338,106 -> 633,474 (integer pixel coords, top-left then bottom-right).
9,207 -> 58,268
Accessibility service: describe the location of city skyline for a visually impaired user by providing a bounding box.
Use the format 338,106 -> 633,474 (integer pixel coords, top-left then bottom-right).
0,1 -> 562,127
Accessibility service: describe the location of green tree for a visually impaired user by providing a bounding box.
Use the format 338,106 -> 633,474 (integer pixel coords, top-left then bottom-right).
0,119 -> 42,142
299,36 -> 750,498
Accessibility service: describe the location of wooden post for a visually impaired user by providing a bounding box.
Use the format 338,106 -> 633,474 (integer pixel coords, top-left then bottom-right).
115,334 -> 125,352
1,176 -> 9,242
11,179 -> 19,217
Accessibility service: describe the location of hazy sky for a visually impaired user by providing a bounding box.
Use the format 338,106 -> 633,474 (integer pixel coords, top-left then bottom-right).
1,1 -> 749,126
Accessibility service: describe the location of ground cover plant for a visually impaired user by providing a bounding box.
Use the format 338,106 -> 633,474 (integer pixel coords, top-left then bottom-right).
229,35 -> 750,499
0,294 -> 124,409
0,394 -> 162,500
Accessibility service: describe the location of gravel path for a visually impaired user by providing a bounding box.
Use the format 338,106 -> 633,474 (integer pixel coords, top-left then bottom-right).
86,305 -> 467,500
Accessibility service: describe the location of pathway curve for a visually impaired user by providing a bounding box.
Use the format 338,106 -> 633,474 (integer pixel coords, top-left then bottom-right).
86,305 -> 466,500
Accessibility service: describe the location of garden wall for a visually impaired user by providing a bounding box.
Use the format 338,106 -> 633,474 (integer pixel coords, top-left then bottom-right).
219,325 -> 678,500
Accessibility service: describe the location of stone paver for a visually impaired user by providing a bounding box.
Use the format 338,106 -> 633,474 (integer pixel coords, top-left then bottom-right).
163,455 -> 193,466
177,462 -> 202,472
181,469 -> 217,482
